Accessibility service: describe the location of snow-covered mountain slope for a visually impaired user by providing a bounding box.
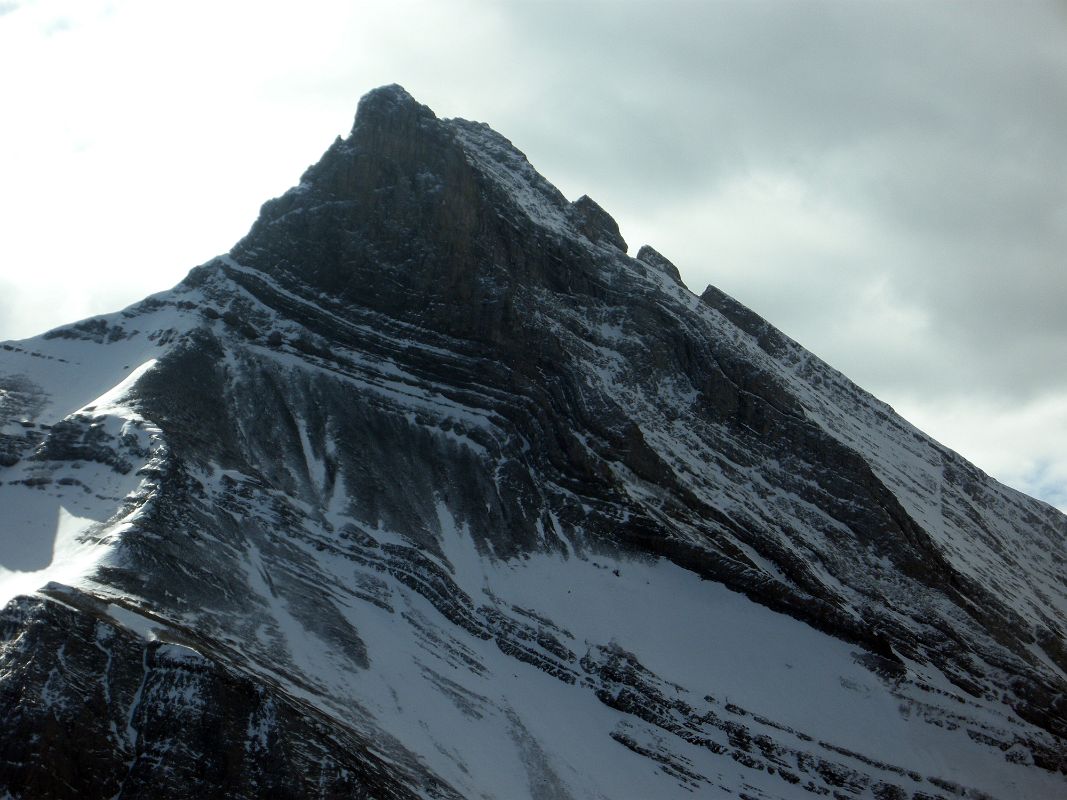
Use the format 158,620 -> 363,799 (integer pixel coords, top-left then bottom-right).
1,85 -> 1064,800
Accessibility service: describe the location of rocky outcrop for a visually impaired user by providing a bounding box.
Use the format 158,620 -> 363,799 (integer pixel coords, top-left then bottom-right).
0,592 -> 446,800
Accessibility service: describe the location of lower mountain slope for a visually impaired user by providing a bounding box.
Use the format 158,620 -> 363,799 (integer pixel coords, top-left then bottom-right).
1,85 -> 1064,799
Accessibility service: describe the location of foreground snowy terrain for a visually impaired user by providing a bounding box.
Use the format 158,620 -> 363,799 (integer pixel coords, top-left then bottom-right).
1,85 -> 1064,799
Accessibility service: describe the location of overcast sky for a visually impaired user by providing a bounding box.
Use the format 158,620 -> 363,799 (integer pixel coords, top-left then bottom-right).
1,0 -> 1065,511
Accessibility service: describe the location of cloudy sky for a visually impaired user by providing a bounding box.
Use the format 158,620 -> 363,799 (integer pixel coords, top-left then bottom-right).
1,0 -> 1065,510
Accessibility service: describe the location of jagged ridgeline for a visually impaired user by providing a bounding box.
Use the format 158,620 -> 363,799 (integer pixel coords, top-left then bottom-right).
0,85 -> 1064,800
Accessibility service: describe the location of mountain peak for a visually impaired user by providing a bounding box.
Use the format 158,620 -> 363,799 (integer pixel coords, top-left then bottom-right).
359,82 -> 418,106
4,86 -> 1063,800
351,83 -> 434,135
568,194 -> 627,252
231,87 -> 638,332
636,244 -> 682,283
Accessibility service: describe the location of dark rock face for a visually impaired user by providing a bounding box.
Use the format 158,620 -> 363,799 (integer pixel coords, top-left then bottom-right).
0,85 -> 1064,799
0,592 -> 439,800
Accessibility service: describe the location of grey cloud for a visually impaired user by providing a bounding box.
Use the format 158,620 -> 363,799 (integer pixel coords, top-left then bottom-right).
1023,460 -> 1067,511
0,279 -> 49,343
480,1 -> 1067,410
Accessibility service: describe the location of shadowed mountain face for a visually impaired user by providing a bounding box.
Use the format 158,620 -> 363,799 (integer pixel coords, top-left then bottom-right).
0,85 -> 1064,800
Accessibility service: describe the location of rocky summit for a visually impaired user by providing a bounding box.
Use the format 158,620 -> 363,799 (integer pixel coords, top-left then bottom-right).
1,85 -> 1065,800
